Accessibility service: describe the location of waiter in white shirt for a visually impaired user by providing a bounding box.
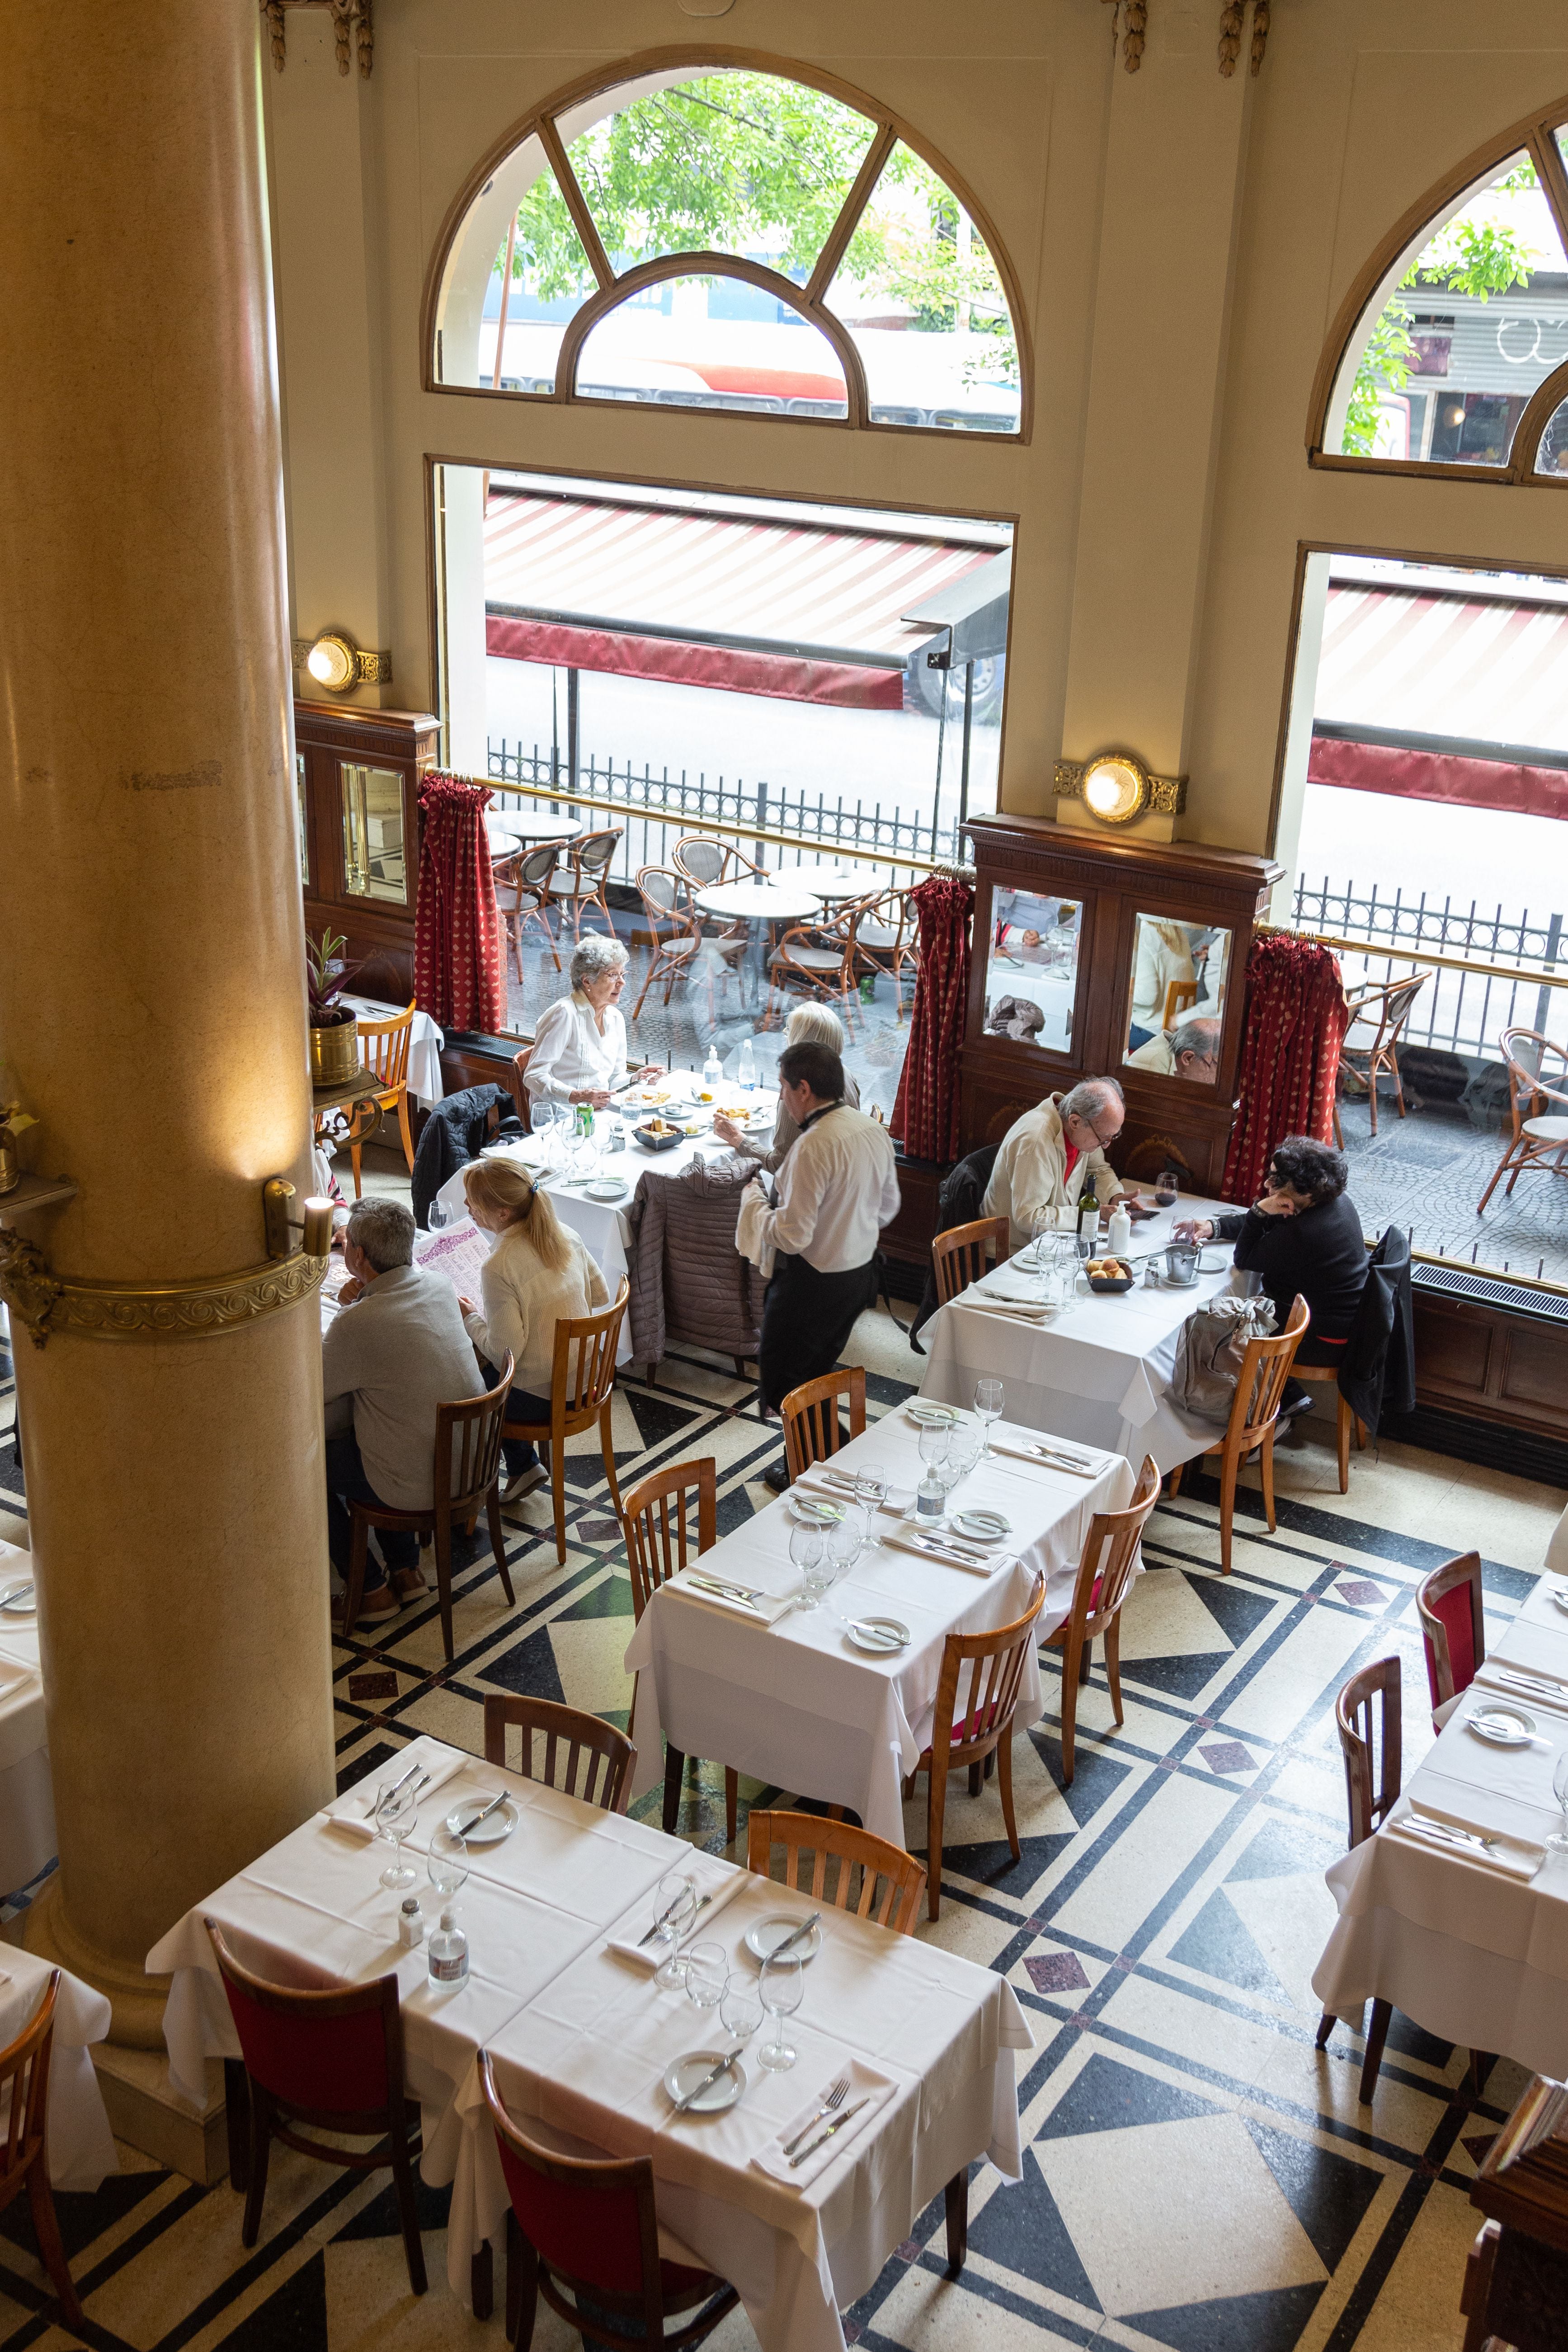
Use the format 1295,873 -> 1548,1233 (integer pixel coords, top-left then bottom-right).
746,1040 -> 900,1491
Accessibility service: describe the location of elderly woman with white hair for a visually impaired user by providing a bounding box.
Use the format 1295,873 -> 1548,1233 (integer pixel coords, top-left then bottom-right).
524,933 -> 661,1112
712,1004 -> 860,1171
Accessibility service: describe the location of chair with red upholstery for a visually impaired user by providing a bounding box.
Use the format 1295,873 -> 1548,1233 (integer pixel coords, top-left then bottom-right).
480,2050 -> 739,2352
1042,1454 -> 1163,1785
205,1922 -> 426,2292
1416,1551 -> 1485,1730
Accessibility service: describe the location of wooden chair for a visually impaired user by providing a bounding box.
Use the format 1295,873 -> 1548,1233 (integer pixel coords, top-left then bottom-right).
0,1970 -> 82,2329
206,1923 -> 426,2293
854,887 -> 919,1017
1162,977 -> 1199,1028
746,1809 -> 926,1937
546,827 -> 623,940
932,1216 -> 1012,1307
497,843 -> 565,979
483,1694 -> 635,1814
1416,1551 -> 1485,1727
1477,1027 -> 1568,1213
341,1352 -> 516,1661
907,1572 -> 1046,1920
1334,973 -> 1427,1140
479,2051 -> 739,2352
1290,1359 -> 1368,1494
345,1001 -> 417,1192
502,1280 -> 629,1564
1043,1455 -> 1163,1784
769,896 -> 871,1024
622,1459 -> 738,1844
509,1042 -> 534,1132
781,1366 -> 866,1484
631,867 -> 700,1016
1166,1295 -> 1310,1573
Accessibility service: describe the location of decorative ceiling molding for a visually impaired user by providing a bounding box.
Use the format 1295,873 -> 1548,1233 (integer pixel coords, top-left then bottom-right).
1098,0 -> 1270,76
262,0 -> 372,79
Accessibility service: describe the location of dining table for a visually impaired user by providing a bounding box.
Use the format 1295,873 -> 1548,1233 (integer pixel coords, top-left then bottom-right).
1311,1572 -> 1568,2078
917,1193 -> 1239,1473
795,863 -> 887,904
692,874 -> 826,1015
486,809 -> 583,853
0,1537 -> 54,1895
1,1942 -> 118,2190
623,1408 -> 1135,1847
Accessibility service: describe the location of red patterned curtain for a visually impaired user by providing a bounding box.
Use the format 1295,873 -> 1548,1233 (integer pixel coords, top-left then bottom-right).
1221,934 -> 1350,1203
891,874 -> 974,1162
413,771 -> 508,1032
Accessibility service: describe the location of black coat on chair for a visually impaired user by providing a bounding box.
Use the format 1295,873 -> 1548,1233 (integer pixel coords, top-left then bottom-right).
1339,1225 -> 1416,1436
410,1084 -> 522,1227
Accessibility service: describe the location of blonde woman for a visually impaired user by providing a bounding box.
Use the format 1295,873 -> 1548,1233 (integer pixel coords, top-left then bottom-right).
457,1158 -> 608,1506
712,1004 -> 860,1171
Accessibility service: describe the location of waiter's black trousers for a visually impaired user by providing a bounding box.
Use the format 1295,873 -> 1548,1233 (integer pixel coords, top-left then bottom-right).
758,1252 -> 879,1414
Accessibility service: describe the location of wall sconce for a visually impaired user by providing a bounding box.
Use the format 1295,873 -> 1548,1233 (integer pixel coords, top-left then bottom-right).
264,1179 -> 335,1263
292,630 -> 393,694
1054,750 -> 1187,826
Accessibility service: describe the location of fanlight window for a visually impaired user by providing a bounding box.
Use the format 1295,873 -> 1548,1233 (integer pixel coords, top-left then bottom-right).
433,64 -> 1024,438
1318,114 -> 1568,479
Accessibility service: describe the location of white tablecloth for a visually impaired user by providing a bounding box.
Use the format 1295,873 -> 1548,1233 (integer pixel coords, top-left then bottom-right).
918,1198 -> 1237,1474
0,1538 -> 54,1895
1311,1576 -> 1568,2075
342,996 -> 446,1107
0,1943 -> 117,2190
424,1861 -> 1032,2352
623,1413 -> 1132,1846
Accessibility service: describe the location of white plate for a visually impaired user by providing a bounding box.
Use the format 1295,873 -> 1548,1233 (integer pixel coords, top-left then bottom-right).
906,1402 -> 958,1427
744,1914 -> 824,1965
585,1179 -> 629,1202
847,1616 -> 910,1655
1552,1588 -> 1568,1614
953,1509 -> 1012,1540
0,1583 -> 35,1615
1466,1705 -> 1536,1748
444,1796 -> 520,1844
787,1492 -> 843,1526
663,2050 -> 747,2115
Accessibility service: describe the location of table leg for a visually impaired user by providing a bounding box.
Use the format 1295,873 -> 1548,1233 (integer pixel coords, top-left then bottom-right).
471,2240 -> 494,2321
223,2060 -> 251,2192
943,2170 -> 968,2276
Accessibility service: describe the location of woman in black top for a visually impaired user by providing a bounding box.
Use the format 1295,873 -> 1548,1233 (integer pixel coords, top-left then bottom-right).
1177,1135 -> 1368,1415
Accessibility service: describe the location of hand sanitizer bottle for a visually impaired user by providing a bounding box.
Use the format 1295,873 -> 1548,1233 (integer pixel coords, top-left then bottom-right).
1107,1202 -> 1132,1259
428,1907 -> 468,1987
702,1042 -> 722,1093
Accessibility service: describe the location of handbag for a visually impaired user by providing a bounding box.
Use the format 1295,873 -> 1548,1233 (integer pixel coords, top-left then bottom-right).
1170,1294 -> 1279,1424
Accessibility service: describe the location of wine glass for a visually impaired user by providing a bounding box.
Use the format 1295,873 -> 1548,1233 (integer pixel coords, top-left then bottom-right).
946,1422 -> 985,1493
720,1969 -> 764,2046
1027,1203 -> 1056,1271
974,1381 -> 1005,1452
918,1422 -> 952,1481
684,1941 -> 727,2013
428,1197 -> 449,1232
374,1779 -> 420,1891
1551,1751 -> 1568,1852
1155,1165 -> 1181,1209
827,1500 -> 869,1602
790,1521 -> 831,1612
650,1871 -> 698,1989
758,1949 -> 803,2072
427,1828 -> 468,1908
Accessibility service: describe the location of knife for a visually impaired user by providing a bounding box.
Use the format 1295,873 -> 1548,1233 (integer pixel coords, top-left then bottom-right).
451,1787 -> 510,1836
365,1756 -> 423,1814
673,2047 -> 742,2114
1401,1817 -> 1500,1856
684,1574 -> 766,1606
789,2098 -> 870,2167
1488,1668 -> 1567,1702
766,1911 -> 821,1963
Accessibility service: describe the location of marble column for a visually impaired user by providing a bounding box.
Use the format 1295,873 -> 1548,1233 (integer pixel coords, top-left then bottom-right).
0,0 -> 335,2043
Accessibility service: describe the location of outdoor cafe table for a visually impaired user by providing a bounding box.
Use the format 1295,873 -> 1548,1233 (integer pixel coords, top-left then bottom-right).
1,1943 -> 117,2191
623,1411 -> 1135,1847
486,809 -> 583,852
0,1538 -> 54,1895
428,1856 -> 1032,2352
693,874 -> 825,1012
917,1194 -> 1238,1475
1311,1574 -> 1568,2078
798,864 -> 887,904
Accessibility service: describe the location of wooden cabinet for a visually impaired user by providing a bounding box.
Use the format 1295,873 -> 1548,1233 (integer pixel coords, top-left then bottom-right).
296,702 -> 439,1001
960,815 -> 1282,1193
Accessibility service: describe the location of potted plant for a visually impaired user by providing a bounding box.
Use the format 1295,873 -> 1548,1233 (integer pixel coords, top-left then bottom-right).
307,929 -> 364,1088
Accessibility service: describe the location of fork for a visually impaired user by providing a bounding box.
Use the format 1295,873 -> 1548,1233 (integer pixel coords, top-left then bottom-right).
781,2075 -> 850,2157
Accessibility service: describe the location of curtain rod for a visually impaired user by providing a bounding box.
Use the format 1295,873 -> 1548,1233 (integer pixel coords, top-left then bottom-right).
1257,922 -> 1568,993
473,774 -> 946,875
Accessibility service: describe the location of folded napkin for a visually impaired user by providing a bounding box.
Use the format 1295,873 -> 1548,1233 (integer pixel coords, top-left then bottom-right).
606,1867 -> 749,1971
999,1426 -> 1092,1463
881,1528 -> 1001,1578
967,1300 -> 1052,1323
796,1466 -> 916,1516
666,1572 -> 798,1626
988,1437 -> 1097,1477
319,1742 -> 469,1842
975,1282 -> 1051,1306
751,2057 -> 897,2188
1386,1797 -> 1544,1881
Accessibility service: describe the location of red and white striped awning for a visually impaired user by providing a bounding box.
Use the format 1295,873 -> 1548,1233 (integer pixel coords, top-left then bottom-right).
483,490 -> 1001,710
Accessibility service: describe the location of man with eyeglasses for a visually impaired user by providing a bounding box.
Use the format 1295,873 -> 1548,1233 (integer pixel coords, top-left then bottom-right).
1125,1015 -> 1222,1085
983,1075 -> 1146,1256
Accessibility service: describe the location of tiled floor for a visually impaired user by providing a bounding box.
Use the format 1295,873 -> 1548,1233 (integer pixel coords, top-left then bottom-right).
1337,1086 -> 1568,1286
2,1252 -> 1565,2352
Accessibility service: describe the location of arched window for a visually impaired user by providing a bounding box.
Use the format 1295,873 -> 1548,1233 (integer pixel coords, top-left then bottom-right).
1313,108 -> 1568,480
428,58 -> 1027,438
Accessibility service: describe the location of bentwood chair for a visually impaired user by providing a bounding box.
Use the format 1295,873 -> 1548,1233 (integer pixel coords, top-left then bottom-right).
854,887 -> 920,1017
746,1810 -> 926,1937
1334,973 -> 1427,1141
781,1366 -> 867,1483
0,1971 -> 83,2329
1477,1027 -> 1568,1213
483,1695 -> 635,1814
769,896 -> 871,1025
1167,1295 -> 1310,1573
344,1001 -> 418,1192
1044,1455 -> 1163,1784
479,2052 -> 740,2352
206,1924 -> 426,2293
546,828 -> 623,941
340,1352 -> 516,1660
631,867 -> 701,1016
1312,1661 -> 1492,2103
672,836 -> 762,890
1416,1551 -> 1485,1731
503,1280 -> 630,1564
932,1216 -> 1012,1307
906,1571 -> 1046,1919
621,1459 -> 739,1843
498,844 -> 565,978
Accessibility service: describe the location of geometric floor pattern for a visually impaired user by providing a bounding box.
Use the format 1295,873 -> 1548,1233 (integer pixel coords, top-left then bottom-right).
2,1287 -> 1563,2352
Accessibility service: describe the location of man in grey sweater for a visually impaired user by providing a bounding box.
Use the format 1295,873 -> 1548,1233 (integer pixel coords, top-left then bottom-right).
323,1197 -> 483,1624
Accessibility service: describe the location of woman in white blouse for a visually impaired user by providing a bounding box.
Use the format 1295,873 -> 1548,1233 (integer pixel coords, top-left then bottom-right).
457,1157 -> 608,1510
524,935 -> 661,1111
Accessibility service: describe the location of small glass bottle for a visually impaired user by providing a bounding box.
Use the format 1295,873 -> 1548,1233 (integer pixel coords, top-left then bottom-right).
428,1906 -> 468,1987
916,1465 -> 946,1520
398,1897 -> 424,1949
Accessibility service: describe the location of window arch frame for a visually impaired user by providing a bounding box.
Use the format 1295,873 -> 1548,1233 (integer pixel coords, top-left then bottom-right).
1307,94 -> 1568,483
420,46 -> 1033,443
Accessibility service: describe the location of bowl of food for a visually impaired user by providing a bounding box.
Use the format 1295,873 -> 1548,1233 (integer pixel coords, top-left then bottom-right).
633,1117 -> 683,1152
1085,1257 -> 1135,1294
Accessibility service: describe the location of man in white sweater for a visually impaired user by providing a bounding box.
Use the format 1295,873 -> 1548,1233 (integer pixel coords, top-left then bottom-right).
983,1077 -> 1141,1255
745,1040 -> 900,1491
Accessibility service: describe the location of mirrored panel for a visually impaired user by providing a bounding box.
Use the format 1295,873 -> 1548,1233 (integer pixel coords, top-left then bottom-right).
981,887 -> 1082,1054
341,763 -> 407,905
1123,914 -> 1229,1083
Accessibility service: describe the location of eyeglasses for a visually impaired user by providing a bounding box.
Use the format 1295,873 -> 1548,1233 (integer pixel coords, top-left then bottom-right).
1075,1113 -> 1121,1150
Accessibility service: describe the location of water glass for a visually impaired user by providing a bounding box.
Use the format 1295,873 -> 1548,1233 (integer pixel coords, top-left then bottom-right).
684,1941 -> 727,2012
828,1500 -> 869,1594
758,1949 -> 803,2072
974,1381 -> 1005,1450
1551,1751 -> 1568,1852
427,1828 -> 469,1907
1027,1205 -> 1055,1270
374,1778 -> 420,1891
650,1870 -> 698,1989
790,1521 -> 831,1611
720,1969 -> 764,2045
428,1198 -> 449,1231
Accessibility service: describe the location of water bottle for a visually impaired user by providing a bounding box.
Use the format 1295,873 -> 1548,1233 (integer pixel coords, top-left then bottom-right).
428,1906 -> 468,1987
702,1043 -> 722,1094
917,1466 -> 946,1520
736,1036 -> 757,1091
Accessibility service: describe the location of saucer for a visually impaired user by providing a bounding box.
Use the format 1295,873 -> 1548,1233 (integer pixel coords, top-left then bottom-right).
1466,1705 -> 1536,1749
663,2050 -> 746,2115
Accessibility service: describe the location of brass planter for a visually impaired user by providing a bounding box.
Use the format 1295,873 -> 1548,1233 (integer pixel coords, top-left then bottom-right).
309,1016 -> 360,1087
